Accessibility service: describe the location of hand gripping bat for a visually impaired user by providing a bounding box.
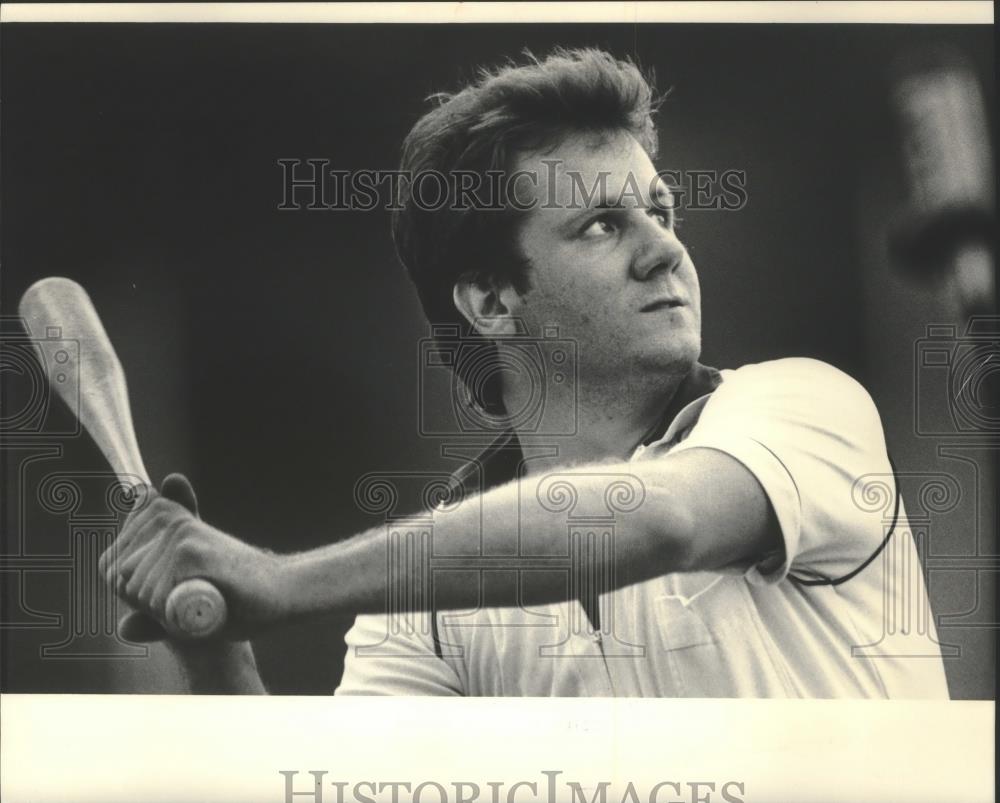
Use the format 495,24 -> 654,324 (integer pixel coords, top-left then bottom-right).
19,277 -> 227,639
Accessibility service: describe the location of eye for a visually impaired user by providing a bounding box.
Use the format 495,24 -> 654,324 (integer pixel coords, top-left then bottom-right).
579,215 -> 618,239
648,207 -> 674,229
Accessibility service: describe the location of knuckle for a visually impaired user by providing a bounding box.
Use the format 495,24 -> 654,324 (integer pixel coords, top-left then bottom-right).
150,509 -> 191,537
151,584 -> 170,613
136,581 -> 154,606
165,516 -> 190,540
123,577 -> 139,602
173,536 -> 203,567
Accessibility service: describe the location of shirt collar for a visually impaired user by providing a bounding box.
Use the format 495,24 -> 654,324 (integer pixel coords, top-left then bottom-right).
443,362 -> 722,504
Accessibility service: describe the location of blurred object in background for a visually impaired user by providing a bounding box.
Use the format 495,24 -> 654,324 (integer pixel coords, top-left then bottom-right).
889,44 -> 995,317
861,38 -> 996,701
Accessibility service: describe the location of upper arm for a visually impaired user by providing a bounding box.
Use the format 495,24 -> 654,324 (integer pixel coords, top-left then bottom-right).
641,359 -> 891,583
635,447 -> 782,575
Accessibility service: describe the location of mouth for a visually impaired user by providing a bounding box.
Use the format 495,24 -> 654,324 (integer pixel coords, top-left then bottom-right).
640,298 -> 685,313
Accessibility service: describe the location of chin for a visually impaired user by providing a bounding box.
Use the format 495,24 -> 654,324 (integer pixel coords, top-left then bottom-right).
634,348 -> 699,378
650,329 -> 701,370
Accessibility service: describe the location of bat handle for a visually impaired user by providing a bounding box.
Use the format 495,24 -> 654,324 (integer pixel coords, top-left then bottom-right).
165,579 -> 228,639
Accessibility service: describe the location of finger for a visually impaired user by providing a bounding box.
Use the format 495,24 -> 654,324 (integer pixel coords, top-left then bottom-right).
104,536 -> 155,589
149,561 -> 179,622
102,540 -> 126,590
117,496 -> 192,567
161,473 -> 199,518
99,498 -> 151,575
119,610 -> 168,643
114,492 -> 170,559
113,537 -> 161,587
120,528 -> 167,590
103,526 -> 158,585
98,539 -> 121,581
124,530 -> 177,604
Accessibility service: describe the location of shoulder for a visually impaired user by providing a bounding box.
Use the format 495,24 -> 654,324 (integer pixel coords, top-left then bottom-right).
689,358 -> 888,462
722,357 -> 870,394
679,360 -> 895,583
716,358 -> 880,422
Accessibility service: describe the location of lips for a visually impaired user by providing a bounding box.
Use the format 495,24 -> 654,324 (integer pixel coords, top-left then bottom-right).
640,298 -> 685,312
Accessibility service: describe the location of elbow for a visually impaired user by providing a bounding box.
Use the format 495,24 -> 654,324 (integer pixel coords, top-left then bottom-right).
633,491 -> 699,576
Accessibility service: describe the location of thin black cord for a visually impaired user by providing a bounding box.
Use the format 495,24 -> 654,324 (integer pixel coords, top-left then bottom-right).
790,454 -> 902,588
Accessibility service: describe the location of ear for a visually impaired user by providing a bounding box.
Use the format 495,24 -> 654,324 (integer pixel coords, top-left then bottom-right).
452,275 -> 523,338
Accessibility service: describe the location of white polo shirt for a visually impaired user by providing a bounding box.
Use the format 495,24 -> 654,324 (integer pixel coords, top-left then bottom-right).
335,358 -> 950,698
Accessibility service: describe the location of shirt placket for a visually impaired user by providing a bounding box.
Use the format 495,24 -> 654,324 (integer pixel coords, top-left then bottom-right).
567,599 -> 615,696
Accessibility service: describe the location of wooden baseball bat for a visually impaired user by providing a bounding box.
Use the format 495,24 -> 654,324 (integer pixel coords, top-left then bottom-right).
18,276 -> 227,639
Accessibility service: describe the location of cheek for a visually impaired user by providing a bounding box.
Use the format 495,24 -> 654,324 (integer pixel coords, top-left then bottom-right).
523,281 -> 610,337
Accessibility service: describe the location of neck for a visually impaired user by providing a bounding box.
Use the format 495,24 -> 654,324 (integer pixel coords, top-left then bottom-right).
503,366 -> 688,474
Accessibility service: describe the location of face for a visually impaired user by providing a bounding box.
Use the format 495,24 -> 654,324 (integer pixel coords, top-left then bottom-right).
506,130 -> 702,383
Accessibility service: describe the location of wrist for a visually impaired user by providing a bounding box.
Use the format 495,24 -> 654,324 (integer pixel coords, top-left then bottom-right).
274,535 -> 360,620
269,550 -> 299,621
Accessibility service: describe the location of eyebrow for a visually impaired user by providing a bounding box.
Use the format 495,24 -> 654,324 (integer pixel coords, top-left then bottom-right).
557,193 -> 620,234
651,180 -> 675,210
649,182 -> 679,228
558,180 -> 676,234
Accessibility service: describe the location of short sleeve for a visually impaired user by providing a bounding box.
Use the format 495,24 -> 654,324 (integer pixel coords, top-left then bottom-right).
334,612 -> 464,696
668,358 -> 892,585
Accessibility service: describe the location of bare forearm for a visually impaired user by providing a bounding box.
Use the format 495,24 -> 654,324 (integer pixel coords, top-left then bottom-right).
107,449 -> 771,643
278,463 -> 688,619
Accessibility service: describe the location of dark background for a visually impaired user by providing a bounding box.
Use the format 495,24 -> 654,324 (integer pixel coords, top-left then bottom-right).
2,23 -> 995,697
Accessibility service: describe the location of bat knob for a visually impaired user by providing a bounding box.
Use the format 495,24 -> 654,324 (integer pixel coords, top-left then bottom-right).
165,579 -> 228,639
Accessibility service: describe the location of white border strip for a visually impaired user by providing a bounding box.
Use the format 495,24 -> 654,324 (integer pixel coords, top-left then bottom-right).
1,695 -> 995,803
0,2 -> 994,25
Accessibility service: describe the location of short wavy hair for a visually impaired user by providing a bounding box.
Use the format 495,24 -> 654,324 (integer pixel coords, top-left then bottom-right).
392,47 -> 661,414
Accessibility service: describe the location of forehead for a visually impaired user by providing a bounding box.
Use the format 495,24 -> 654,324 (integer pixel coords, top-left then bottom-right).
511,130 -> 666,212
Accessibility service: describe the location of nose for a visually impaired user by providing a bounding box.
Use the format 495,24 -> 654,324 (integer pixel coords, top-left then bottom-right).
630,219 -> 687,281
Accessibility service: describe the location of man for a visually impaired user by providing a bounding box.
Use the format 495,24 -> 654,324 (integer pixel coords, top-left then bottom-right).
100,48 -> 949,697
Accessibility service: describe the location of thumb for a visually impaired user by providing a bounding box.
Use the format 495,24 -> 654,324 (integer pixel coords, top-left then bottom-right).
160,472 -> 200,518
